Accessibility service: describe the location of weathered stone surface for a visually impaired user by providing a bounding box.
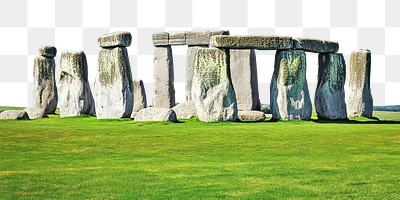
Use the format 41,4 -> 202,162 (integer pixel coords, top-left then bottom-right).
94,47 -> 133,119
168,32 -> 186,45
210,35 -> 293,50
59,51 -> 95,118
0,110 -> 29,120
134,107 -> 177,122
185,30 -> 229,45
153,32 -> 169,46
293,38 -> 339,53
186,46 -> 208,100
98,31 -> 132,47
270,50 -> 312,120
238,110 -> 266,122
172,100 -> 196,119
315,53 -> 347,119
23,108 -> 48,119
347,49 -> 373,118
230,49 -> 260,111
130,111 -> 138,119
39,45 -> 57,58
153,46 -> 175,108
192,48 -> 238,122
33,56 -> 58,114
260,104 -> 271,114
133,80 -> 147,112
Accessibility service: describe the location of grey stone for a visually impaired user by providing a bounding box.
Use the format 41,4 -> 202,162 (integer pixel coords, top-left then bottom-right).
238,110 -> 266,122
153,32 -> 169,46
168,32 -> 186,45
230,49 -> 260,111
33,56 -> 58,114
185,30 -> 230,45
130,111 -> 138,119
186,46 -> 208,100
270,50 -> 312,120
59,51 -> 94,118
134,107 -> 177,122
39,45 -> 57,58
133,80 -> 147,112
293,38 -> 339,53
23,108 -> 48,119
210,35 -> 293,50
0,110 -> 29,120
94,47 -> 133,119
153,46 -> 175,108
98,31 -> 132,47
192,48 -> 238,122
315,53 -> 347,119
172,100 -> 196,119
347,49 -> 373,118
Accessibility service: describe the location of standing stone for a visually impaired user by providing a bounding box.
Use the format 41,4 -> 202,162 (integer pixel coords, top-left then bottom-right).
230,49 -> 260,111
40,45 -> 57,58
153,46 -> 175,108
347,49 -> 373,118
133,80 -> 147,112
186,45 -> 208,101
315,53 -> 347,119
192,48 -> 238,122
95,32 -> 133,119
270,50 -> 312,120
59,51 -> 94,118
33,46 -> 58,114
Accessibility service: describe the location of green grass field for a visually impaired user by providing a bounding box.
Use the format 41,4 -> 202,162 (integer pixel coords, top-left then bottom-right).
0,107 -> 399,199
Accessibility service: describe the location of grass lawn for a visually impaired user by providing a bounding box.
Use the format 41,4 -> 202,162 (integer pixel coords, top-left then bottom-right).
0,107 -> 399,199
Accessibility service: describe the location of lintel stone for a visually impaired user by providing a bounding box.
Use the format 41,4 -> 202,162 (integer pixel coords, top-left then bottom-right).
210,35 -> 293,50
293,38 -> 339,53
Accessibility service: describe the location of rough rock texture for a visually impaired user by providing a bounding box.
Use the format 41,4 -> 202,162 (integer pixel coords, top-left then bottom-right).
210,35 -> 293,50
260,104 -> 271,114
39,45 -> 57,58
293,38 -> 339,53
134,107 -> 177,122
238,110 -> 266,122
33,56 -> 58,114
94,47 -> 133,119
23,108 -> 47,119
172,100 -> 197,119
230,49 -> 260,111
133,80 -> 147,112
59,51 -> 95,118
315,53 -> 347,119
347,49 -> 373,118
0,110 -> 29,120
185,30 -> 230,45
192,48 -> 238,122
130,111 -> 138,119
98,31 -> 132,47
153,46 -> 175,108
168,32 -> 186,45
186,46 -> 208,100
270,50 -> 312,120
153,32 -> 169,46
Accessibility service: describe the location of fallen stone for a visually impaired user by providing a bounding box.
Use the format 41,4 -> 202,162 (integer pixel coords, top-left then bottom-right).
293,38 -> 339,53
172,100 -> 197,119
33,55 -> 58,114
186,46 -> 208,100
134,107 -> 177,122
192,48 -> 238,122
185,30 -> 229,45
133,80 -> 147,112
238,110 -> 266,122
210,35 -> 293,50
23,108 -> 48,119
315,53 -> 347,119
0,110 -> 29,120
153,32 -> 169,46
230,49 -> 260,111
347,49 -> 373,118
59,51 -> 95,118
39,45 -> 57,58
270,50 -> 312,120
168,32 -> 186,45
98,31 -> 132,47
95,47 -> 133,119
153,46 -> 175,108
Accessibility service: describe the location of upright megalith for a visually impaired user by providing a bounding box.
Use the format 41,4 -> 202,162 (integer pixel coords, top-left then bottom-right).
153,46 -> 175,108
59,51 -> 94,118
192,48 -> 238,122
94,32 -> 133,119
33,45 -> 58,114
347,49 -> 373,118
186,46 -> 208,100
230,49 -> 260,111
315,53 -> 347,119
270,50 -> 312,120
132,80 -> 147,112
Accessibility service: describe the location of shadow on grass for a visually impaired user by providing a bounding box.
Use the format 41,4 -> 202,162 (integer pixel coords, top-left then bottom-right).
311,118 -> 400,124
